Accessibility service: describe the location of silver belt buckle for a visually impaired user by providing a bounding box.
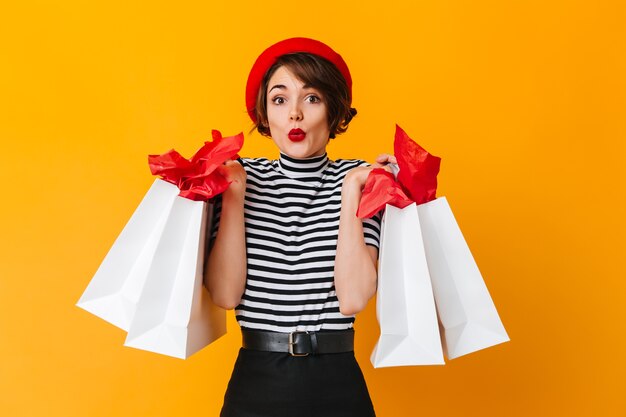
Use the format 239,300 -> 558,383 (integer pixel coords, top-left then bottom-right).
288,331 -> 309,357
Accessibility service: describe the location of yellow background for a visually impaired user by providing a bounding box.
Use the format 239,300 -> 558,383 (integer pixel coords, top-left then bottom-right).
1,1 -> 624,416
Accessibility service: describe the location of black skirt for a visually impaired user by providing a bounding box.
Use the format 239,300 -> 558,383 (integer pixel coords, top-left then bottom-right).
220,347 -> 376,417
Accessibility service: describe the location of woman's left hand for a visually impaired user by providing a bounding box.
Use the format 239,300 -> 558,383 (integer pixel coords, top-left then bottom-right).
372,153 -> 397,168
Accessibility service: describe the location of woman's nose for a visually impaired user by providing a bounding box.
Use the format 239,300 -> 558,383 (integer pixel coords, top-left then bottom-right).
289,105 -> 303,121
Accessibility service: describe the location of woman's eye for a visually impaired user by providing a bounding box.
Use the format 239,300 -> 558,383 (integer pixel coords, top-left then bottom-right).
271,97 -> 285,105
306,95 -> 321,103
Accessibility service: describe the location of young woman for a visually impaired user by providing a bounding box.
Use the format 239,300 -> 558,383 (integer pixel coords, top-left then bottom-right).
205,37 -> 394,417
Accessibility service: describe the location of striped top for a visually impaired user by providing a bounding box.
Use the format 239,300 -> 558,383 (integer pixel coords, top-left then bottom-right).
210,152 -> 382,333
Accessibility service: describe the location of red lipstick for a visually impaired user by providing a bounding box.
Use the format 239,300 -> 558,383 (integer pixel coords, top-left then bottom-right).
288,128 -> 306,142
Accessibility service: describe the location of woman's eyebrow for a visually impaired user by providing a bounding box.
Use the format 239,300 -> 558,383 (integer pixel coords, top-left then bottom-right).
268,84 -> 286,93
268,84 -> 316,94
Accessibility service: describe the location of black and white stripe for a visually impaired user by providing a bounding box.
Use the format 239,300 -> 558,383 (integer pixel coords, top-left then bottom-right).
210,152 -> 382,333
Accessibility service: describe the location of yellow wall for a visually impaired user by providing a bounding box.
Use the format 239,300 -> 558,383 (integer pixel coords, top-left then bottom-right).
1,1 -> 624,416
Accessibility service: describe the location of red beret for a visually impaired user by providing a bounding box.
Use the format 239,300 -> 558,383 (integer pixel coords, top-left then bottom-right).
245,37 -> 352,123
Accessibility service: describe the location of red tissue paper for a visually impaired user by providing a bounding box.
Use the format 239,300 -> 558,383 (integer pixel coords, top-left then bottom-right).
355,169 -> 413,219
148,130 -> 243,201
357,124 -> 441,218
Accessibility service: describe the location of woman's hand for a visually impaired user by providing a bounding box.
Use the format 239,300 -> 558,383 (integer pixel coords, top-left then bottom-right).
373,153 -> 397,167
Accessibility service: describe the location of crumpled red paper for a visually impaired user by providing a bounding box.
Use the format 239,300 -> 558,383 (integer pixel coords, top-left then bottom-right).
357,124 -> 441,218
148,130 -> 244,201
355,169 -> 413,219
394,124 -> 441,204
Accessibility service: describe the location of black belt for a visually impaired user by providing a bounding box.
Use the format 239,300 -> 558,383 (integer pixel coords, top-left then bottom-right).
241,329 -> 354,356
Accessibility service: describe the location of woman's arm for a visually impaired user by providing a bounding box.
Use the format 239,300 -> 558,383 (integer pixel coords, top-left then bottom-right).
334,154 -> 396,315
334,167 -> 379,316
204,160 -> 247,310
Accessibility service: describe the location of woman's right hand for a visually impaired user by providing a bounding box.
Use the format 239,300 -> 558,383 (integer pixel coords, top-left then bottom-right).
218,159 -> 247,197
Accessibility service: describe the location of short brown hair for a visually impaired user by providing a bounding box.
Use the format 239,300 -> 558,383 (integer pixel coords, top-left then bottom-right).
250,52 -> 357,139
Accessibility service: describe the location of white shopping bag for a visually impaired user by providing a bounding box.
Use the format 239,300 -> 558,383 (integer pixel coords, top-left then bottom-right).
418,197 -> 509,359
123,195 -> 226,359
76,179 -> 178,330
371,203 -> 445,368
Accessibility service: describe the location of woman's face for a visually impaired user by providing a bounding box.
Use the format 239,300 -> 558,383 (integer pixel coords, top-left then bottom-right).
265,65 -> 331,159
